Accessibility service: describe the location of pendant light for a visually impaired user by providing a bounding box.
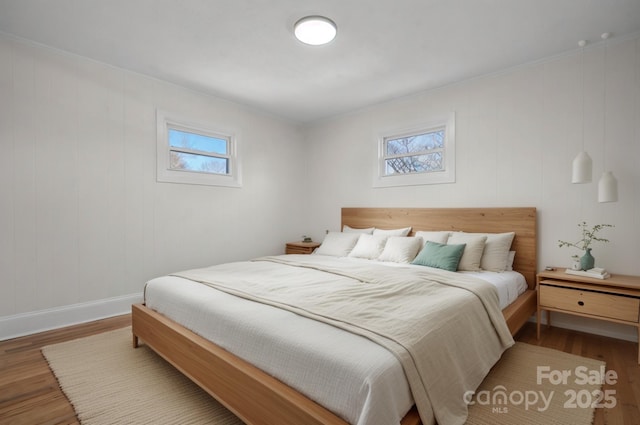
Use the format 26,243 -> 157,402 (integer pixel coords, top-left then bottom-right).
598,171 -> 618,202
597,32 -> 618,202
572,151 -> 592,183
572,40 -> 592,183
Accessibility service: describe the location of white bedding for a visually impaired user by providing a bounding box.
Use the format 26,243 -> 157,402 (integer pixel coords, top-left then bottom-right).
339,257 -> 527,309
462,270 -> 527,309
144,257 -> 525,425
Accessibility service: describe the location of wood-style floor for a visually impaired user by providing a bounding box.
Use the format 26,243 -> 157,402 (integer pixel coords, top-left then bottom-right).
0,315 -> 130,425
518,323 -> 640,425
0,316 -> 638,425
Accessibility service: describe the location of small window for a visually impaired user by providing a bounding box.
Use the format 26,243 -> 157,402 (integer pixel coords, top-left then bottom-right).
168,128 -> 229,174
374,113 -> 455,187
384,128 -> 445,175
157,111 -> 241,187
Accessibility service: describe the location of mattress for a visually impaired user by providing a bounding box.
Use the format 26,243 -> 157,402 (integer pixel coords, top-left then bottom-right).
144,257 -> 524,425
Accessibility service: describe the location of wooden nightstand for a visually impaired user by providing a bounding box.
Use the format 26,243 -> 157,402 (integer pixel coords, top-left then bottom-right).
285,241 -> 321,255
536,268 -> 640,363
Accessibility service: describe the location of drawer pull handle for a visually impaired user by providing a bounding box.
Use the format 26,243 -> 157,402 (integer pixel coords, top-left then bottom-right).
578,301 -> 584,306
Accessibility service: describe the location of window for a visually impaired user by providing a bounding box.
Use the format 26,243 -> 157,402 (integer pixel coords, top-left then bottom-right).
168,128 -> 229,174
157,110 -> 241,187
384,128 -> 445,175
374,113 -> 455,187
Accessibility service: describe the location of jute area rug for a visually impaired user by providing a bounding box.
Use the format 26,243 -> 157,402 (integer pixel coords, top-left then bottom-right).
43,327 -> 242,425
43,327 -> 604,425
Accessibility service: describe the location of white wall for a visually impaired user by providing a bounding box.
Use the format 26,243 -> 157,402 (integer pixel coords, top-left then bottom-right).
0,35 -> 308,337
303,36 -> 640,341
2,32 -> 639,343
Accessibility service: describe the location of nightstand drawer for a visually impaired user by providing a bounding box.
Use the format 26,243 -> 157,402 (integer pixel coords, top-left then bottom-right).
540,284 -> 640,323
285,242 -> 321,255
286,245 -> 314,254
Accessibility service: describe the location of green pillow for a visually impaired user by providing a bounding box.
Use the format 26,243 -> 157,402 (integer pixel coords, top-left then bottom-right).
412,241 -> 466,272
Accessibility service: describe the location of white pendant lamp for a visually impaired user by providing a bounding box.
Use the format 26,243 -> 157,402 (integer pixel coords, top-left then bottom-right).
598,171 -> 618,202
572,151 -> 592,183
597,32 -> 618,203
572,40 -> 591,184
294,16 -> 337,46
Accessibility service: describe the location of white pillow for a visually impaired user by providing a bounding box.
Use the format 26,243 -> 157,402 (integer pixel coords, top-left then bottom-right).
456,232 -> 515,271
377,236 -> 422,263
348,234 -> 388,259
373,227 -> 412,237
414,231 -> 451,245
342,225 -> 374,234
447,233 -> 487,271
506,251 -> 516,271
314,232 -> 360,257
480,232 -> 516,271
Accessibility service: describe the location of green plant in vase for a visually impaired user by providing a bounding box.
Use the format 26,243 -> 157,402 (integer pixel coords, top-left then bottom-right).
558,222 -> 613,271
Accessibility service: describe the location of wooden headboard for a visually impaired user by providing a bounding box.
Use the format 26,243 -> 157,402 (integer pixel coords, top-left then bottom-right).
341,207 -> 537,288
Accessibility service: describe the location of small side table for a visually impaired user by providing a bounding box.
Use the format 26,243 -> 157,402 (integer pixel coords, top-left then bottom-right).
536,267 -> 640,364
285,241 -> 321,255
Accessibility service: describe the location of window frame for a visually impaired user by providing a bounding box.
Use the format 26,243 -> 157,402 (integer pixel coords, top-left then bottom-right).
373,113 -> 455,188
156,110 -> 241,187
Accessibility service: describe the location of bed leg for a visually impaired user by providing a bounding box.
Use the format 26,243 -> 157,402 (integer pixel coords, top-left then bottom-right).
132,333 -> 139,349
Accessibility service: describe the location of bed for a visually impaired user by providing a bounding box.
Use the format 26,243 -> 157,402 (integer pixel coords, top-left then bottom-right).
132,207 -> 537,425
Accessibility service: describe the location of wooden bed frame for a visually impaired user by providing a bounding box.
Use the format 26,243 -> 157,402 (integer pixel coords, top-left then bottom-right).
132,207 -> 537,425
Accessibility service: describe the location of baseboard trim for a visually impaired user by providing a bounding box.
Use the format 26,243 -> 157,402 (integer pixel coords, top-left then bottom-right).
0,293 -> 142,341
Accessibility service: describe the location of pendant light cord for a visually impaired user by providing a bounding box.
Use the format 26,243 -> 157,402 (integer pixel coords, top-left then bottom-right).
579,40 -> 586,153
601,32 -> 610,170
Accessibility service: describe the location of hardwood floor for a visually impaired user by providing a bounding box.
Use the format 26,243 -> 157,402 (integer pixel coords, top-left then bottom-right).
518,322 -> 640,425
0,316 -> 638,425
0,315 -> 131,425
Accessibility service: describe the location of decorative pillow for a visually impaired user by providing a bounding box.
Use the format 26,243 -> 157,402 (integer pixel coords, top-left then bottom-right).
348,234 -> 388,260
480,232 -> 516,271
342,225 -> 375,234
414,231 -> 451,245
459,232 -> 515,271
377,236 -> 422,263
314,232 -> 360,257
447,233 -> 487,271
506,251 -> 516,271
412,241 -> 466,272
373,227 -> 412,237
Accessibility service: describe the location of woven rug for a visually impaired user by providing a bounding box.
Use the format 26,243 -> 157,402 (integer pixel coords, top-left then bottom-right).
43,327 -> 604,425
43,327 -> 242,425
466,342 -> 604,425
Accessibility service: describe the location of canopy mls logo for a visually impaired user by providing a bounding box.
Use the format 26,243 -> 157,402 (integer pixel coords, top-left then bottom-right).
464,365 -> 618,414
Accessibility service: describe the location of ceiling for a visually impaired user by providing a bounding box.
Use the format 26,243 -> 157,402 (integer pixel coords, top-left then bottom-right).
1,0 -> 639,123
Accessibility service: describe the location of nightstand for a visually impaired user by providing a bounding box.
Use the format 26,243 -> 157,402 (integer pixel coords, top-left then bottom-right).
536,268 -> 640,364
285,241 -> 321,255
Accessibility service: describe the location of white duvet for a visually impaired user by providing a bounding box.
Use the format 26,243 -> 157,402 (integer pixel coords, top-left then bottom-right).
144,256 -> 525,425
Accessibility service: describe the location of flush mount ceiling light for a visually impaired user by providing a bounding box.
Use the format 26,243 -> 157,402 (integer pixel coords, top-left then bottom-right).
294,16 -> 337,46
